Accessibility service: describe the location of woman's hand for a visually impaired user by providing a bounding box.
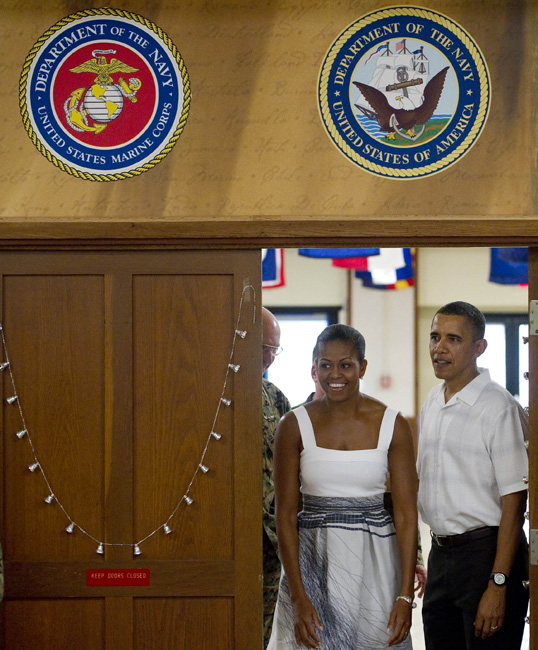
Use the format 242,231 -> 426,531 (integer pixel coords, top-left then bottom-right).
292,595 -> 323,648
386,599 -> 412,646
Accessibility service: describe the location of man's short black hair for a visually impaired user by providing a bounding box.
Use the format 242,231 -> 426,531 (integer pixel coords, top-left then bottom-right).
435,301 -> 486,340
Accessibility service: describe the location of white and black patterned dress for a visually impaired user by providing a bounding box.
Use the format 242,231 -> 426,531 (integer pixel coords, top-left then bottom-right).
268,405 -> 412,649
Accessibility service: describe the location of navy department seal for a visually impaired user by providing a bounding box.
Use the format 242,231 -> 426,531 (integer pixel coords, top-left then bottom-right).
318,6 -> 490,179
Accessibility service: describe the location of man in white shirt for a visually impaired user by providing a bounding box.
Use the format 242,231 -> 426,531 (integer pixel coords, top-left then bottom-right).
417,301 -> 529,649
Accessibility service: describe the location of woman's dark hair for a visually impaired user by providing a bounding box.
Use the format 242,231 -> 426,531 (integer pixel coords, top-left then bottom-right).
314,324 -> 366,363
435,301 -> 486,340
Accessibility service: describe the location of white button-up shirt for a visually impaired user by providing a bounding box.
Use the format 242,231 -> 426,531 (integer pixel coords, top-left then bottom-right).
417,368 -> 528,536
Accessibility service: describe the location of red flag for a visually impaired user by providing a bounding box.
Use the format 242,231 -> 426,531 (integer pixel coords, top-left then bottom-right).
332,257 -> 370,271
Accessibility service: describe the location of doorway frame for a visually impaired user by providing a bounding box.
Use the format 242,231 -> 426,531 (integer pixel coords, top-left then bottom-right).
0,232 -> 534,647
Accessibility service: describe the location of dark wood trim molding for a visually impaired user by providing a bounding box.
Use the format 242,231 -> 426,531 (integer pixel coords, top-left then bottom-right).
0,217 -> 536,248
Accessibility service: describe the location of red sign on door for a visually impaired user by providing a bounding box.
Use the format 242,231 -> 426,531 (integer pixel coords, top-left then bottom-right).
87,569 -> 150,586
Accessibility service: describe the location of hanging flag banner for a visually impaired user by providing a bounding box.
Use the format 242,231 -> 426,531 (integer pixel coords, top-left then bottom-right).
262,249 -> 285,288
495,248 -> 528,264
318,6 -> 491,179
19,8 -> 190,181
354,248 -> 414,287
334,248 -> 412,274
299,248 -> 380,259
489,248 -> 528,285
361,277 -> 415,291
332,256 -> 372,271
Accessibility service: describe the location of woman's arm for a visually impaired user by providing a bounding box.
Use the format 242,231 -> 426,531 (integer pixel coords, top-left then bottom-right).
386,413 -> 419,646
274,412 -> 323,648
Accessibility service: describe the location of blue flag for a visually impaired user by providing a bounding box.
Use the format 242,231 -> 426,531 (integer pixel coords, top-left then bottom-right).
489,248 -> 528,284
262,249 -> 284,288
299,248 -> 380,259
496,248 -> 528,264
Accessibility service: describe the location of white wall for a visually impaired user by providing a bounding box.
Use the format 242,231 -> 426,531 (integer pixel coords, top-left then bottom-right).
352,281 -> 415,416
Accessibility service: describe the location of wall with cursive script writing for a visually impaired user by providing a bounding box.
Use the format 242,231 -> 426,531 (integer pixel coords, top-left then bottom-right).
0,0 -> 535,244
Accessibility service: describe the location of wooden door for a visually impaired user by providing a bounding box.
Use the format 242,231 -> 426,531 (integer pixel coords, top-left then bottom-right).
0,250 -> 262,649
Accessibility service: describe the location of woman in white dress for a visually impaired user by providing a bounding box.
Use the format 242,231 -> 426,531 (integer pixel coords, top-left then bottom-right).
268,324 -> 418,649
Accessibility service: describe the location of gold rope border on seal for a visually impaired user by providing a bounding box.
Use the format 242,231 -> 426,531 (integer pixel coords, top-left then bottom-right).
19,7 -> 191,182
318,6 -> 491,179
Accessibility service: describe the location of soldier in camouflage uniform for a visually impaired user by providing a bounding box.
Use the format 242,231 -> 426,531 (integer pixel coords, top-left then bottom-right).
261,308 -> 291,648
263,378 -> 290,645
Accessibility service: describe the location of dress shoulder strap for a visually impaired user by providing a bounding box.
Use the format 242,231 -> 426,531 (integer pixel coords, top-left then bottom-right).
292,405 -> 317,448
377,407 -> 399,451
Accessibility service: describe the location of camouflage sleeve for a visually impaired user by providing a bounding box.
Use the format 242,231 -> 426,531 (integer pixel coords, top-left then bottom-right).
282,394 -> 291,416
270,384 -> 291,419
262,380 -> 291,551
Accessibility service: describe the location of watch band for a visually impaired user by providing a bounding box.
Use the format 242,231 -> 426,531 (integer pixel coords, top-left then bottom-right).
489,572 -> 507,585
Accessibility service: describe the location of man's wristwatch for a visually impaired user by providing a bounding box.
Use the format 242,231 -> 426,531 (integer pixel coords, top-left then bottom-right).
489,572 -> 507,586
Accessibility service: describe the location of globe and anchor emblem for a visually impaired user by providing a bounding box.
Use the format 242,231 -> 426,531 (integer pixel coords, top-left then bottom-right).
64,49 -> 142,134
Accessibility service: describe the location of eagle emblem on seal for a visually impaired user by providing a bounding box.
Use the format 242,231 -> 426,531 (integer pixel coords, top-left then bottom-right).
354,66 -> 449,141
64,49 -> 142,134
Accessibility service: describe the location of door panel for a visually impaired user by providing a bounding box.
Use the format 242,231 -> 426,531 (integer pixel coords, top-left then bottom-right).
0,251 -> 262,649
134,598 -> 233,650
133,275 -> 234,559
4,275 -> 105,563
5,599 -> 105,648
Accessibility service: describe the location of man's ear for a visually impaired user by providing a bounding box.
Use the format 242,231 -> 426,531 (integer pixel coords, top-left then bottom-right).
475,338 -> 488,358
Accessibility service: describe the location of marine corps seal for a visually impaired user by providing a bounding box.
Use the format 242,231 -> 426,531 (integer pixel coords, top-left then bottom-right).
20,8 -> 190,181
318,6 -> 490,179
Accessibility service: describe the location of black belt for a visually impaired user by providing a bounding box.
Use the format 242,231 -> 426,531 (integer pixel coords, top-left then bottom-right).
431,526 -> 499,548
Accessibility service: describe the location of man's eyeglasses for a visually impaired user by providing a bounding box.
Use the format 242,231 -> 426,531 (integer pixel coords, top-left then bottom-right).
263,344 -> 283,356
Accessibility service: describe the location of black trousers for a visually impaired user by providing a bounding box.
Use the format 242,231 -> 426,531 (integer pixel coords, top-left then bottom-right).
423,531 -> 529,650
